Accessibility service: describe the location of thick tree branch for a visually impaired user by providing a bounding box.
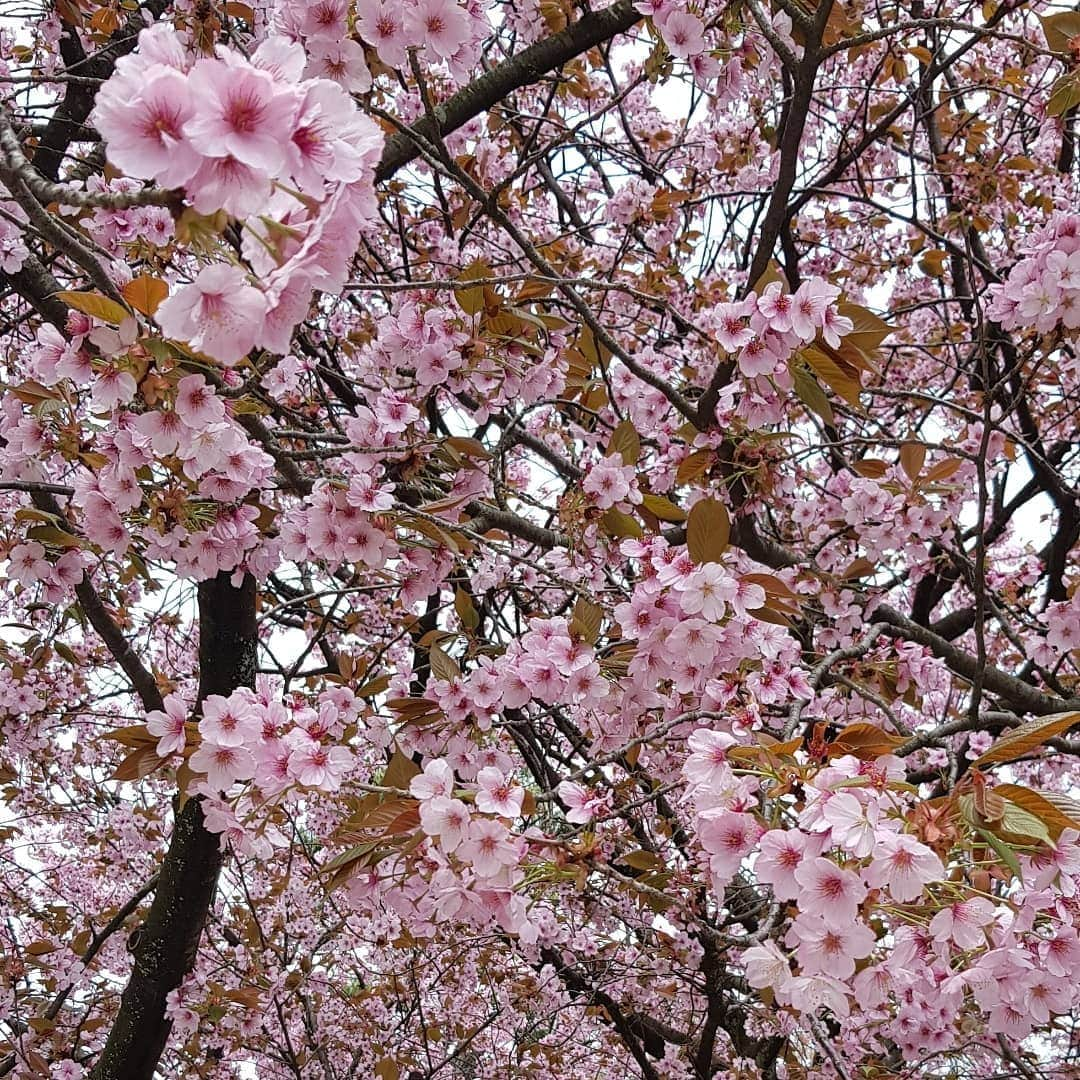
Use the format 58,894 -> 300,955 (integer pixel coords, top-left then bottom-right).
88,573 -> 258,1080
374,0 -> 642,184
33,0 -> 171,181
871,603 -> 1080,718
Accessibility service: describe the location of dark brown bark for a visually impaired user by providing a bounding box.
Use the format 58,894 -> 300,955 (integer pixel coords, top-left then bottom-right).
88,573 -> 258,1080
374,0 -> 641,183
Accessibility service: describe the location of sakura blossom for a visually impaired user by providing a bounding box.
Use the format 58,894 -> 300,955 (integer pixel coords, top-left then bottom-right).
3,2 -> 1080,1077
145,694 -> 189,757
155,264 -> 268,367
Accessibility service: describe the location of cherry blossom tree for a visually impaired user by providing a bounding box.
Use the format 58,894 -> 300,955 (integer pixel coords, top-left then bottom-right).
2,0 -> 1080,1077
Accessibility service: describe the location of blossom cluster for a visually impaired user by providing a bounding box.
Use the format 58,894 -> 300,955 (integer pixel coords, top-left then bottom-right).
0,204 -> 28,273
409,758 -> 525,876
679,736 -> 1080,1055
6,542 -> 87,599
710,278 -> 854,378
146,679 -> 355,842
1038,591 -> 1080,662
92,25 -> 382,365
610,536 -> 811,713
274,0 -> 491,84
987,211 -> 1080,334
6,326 -> 281,580
77,176 -> 175,255
417,616 -> 612,733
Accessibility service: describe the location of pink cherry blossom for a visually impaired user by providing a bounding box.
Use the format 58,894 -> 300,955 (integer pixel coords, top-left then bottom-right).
185,58 -> 299,174
742,940 -> 792,991
93,65 -> 202,188
786,913 -> 876,979
699,809 -> 763,883
863,833 -> 944,902
8,541 -> 49,586
793,857 -> 868,926
474,767 -> 524,818
186,154 -> 273,219
419,795 -> 472,852
459,818 -> 518,878
198,693 -> 259,747
405,0 -> 472,59
821,792 -> 880,858
677,562 -> 735,620
287,739 -> 352,790
659,10 -> 705,58
713,301 -> 755,352
146,694 -> 189,757
756,829 -> 823,900
356,0 -> 409,67
155,264 -> 268,366
411,758 -> 455,801
928,897 -> 997,950
683,728 -> 736,788
557,781 -> 609,824
188,742 -> 256,792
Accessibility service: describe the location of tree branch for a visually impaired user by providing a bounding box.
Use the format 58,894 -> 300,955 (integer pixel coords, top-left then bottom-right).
88,572 -> 258,1080
871,603 -> 1080,718
374,0 -> 642,183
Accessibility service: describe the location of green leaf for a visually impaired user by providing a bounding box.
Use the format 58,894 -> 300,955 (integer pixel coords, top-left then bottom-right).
791,365 -> 834,425
996,784 -> 1078,841
976,827 -> 1022,881
996,801 -> 1053,846
453,260 -> 493,316
1041,11 -> 1080,54
26,525 -> 83,549
601,507 -> 643,539
1047,73 -> 1080,118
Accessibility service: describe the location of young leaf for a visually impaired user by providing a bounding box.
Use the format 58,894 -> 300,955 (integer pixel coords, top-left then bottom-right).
122,275 -> 168,316
606,419 -> 641,465
975,827 -> 1022,881
972,712 -> 1080,768
1040,11 -> 1080,54
55,291 -> 129,325
601,507 -> 643,539
639,493 -> 686,522
826,722 -> 905,760
686,497 -> 730,564
995,784 -> 1080,841
792,365 -> 835,426
571,596 -> 603,644
428,643 -> 461,682
382,750 -> 422,790
454,588 -> 480,630
111,745 -> 166,782
899,441 -> 926,482
675,448 -> 712,486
